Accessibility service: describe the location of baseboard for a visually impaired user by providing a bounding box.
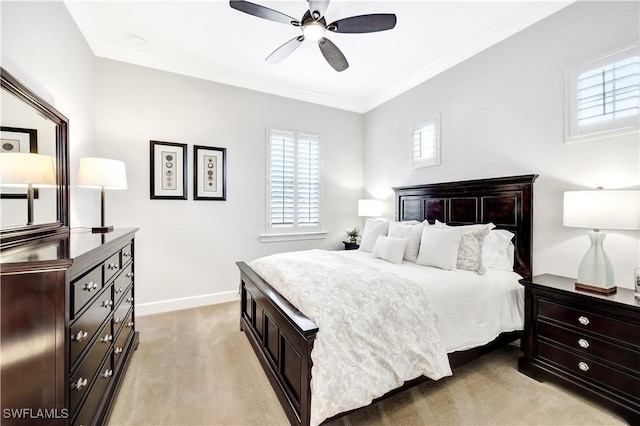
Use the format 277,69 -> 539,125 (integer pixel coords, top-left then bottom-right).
135,290 -> 238,316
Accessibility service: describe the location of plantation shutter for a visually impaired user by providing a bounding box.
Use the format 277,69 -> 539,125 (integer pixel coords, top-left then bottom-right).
268,130 -> 321,232
578,56 -> 639,125
411,115 -> 440,168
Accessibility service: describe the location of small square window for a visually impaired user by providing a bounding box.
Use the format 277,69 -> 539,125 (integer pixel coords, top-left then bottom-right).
411,114 -> 440,168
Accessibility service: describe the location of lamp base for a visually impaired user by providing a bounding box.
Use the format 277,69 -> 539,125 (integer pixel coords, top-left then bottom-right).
575,281 -> 617,295
91,226 -> 114,233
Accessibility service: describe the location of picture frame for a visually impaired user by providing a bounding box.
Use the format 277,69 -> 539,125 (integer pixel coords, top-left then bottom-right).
193,145 -> 226,201
150,140 -> 187,200
1,126 -> 39,199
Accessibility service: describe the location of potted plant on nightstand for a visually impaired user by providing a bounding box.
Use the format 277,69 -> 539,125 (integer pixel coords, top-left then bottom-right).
344,227 -> 360,250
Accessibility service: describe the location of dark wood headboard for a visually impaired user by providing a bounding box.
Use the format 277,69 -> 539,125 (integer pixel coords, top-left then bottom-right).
393,174 -> 538,280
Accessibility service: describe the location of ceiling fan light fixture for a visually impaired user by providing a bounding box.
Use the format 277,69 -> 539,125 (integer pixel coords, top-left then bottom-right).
303,22 -> 325,42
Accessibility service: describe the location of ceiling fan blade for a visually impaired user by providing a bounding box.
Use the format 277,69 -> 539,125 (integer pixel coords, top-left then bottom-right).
318,38 -> 348,72
307,0 -> 329,19
266,36 -> 304,64
229,0 -> 299,26
328,14 -> 397,33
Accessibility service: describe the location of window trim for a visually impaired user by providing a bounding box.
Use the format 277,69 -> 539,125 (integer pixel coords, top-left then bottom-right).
262,128 -> 325,241
564,42 -> 639,144
410,114 -> 441,168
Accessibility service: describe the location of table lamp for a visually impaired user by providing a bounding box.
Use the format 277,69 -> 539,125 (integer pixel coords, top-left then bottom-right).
358,199 -> 382,217
563,188 -> 640,294
0,152 -> 56,225
77,157 -> 127,233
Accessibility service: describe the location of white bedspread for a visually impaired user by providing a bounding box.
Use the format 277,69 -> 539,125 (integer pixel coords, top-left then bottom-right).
336,250 -> 525,352
249,249 -> 452,426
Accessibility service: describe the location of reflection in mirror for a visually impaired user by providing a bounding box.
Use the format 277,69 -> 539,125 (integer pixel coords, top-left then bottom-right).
0,67 -> 69,250
1,89 -> 58,227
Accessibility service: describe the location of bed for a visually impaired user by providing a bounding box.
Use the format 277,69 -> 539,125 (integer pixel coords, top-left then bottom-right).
237,174 -> 537,426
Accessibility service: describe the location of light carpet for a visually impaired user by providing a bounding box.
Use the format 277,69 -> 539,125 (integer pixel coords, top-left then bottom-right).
109,302 -> 627,425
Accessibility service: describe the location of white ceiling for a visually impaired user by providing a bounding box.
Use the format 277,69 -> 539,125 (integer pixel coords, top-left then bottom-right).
64,0 -> 573,113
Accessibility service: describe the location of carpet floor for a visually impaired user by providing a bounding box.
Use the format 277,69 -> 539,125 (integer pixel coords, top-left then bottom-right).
109,302 -> 627,425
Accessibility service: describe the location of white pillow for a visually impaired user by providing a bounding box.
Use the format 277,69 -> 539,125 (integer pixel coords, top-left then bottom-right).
372,236 -> 409,264
483,229 -> 516,271
359,219 -> 389,253
388,221 -> 424,263
432,221 -> 494,274
416,227 -> 461,270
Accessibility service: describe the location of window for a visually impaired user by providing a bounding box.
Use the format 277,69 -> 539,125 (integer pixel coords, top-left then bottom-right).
265,129 -> 322,238
411,114 -> 440,168
566,43 -> 639,143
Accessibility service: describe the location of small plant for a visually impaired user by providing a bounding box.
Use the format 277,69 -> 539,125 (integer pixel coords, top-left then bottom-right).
345,227 -> 360,243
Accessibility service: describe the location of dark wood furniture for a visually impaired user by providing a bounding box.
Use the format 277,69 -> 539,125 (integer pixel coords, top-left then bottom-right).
1,228 -> 139,425
237,174 -> 537,426
342,241 -> 359,250
519,274 -> 640,424
1,67 -> 70,250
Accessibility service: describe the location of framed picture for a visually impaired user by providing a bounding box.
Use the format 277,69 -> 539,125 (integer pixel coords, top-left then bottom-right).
1,126 -> 39,199
193,145 -> 226,201
150,140 -> 187,200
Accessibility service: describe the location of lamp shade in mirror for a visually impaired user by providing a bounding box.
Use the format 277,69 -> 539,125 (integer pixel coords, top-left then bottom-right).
0,152 -> 56,187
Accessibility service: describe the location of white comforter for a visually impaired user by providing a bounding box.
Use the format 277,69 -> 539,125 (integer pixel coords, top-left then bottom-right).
250,249 -> 452,426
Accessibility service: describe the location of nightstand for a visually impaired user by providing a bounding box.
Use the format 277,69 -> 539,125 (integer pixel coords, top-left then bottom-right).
343,241 -> 359,250
518,274 -> 640,424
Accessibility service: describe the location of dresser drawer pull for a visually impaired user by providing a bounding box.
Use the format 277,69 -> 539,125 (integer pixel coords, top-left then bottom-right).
114,347 -> 123,355
577,316 -> 590,326
102,300 -> 113,308
107,263 -> 119,271
72,378 -> 88,390
123,252 -> 132,258
578,362 -> 589,372
115,287 -> 124,294
83,281 -> 99,292
126,321 -> 134,328
72,331 -> 88,342
126,272 -> 134,278
114,316 -> 122,325
100,334 -> 113,343
126,296 -> 134,304
578,338 -> 590,348
102,369 -> 114,379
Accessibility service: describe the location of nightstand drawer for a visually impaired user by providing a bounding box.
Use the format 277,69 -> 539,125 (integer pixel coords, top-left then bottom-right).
538,320 -> 640,373
538,299 -> 640,347
539,341 -> 640,402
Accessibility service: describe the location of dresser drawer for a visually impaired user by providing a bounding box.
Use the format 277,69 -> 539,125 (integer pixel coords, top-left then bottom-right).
70,285 -> 113,366
538,299 -> 640,347
69,321 -> 112,414
71,355 -> 114,426
539,341 -> 640,402
113,264 -> 133,305
71,266 -> 103,318
121,242 -> 133,266
104,252 -> 121,283
114,310 -> 134,369
538,320 -> 640,373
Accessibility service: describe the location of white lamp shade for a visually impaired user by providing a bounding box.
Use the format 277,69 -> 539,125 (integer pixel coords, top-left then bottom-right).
358,199 -> 382,217
0,152 -> 56,187
563,190 -> 640,230
77,157 -> 127,190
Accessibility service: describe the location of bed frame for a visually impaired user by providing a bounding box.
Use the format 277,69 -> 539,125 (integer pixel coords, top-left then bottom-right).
237,174 -> 538,426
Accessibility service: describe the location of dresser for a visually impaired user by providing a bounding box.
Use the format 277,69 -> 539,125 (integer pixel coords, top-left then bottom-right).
1,228 -> 139,425
519,274 -> 640,424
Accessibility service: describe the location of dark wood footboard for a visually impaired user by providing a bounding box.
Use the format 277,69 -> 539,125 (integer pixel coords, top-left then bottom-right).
237,261 -> 317,426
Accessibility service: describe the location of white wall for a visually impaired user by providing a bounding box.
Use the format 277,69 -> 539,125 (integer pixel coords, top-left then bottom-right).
363,1 -> 640,288
1,1 -> 96,227
91,59 -> 363,314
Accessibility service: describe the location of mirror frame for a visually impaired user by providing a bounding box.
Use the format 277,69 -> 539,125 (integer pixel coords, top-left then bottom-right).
1,67 -> 70,249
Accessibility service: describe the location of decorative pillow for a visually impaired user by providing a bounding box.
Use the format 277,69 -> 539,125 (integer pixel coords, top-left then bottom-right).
483,229 -> 516,271
416,227 -> 461,270
388,221 -> 424,263
372,236 -> 409,264
457,227 -> 490,274
359,219 -> 389,253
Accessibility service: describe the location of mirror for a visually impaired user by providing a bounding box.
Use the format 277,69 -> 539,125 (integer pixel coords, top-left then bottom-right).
0,67 -> 69,249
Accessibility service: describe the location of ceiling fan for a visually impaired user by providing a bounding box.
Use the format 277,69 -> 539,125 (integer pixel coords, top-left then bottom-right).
229,0 -> 397,72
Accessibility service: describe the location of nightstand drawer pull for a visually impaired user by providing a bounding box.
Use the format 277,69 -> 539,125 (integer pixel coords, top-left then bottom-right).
577,316 -> 590,326
578,338 -> 589,348
578,361 -> 589,372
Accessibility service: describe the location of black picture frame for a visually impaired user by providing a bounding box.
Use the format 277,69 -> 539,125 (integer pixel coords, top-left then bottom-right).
1,126 -> 39,199
149,140 -> 187,200
193,145 -> 226,201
